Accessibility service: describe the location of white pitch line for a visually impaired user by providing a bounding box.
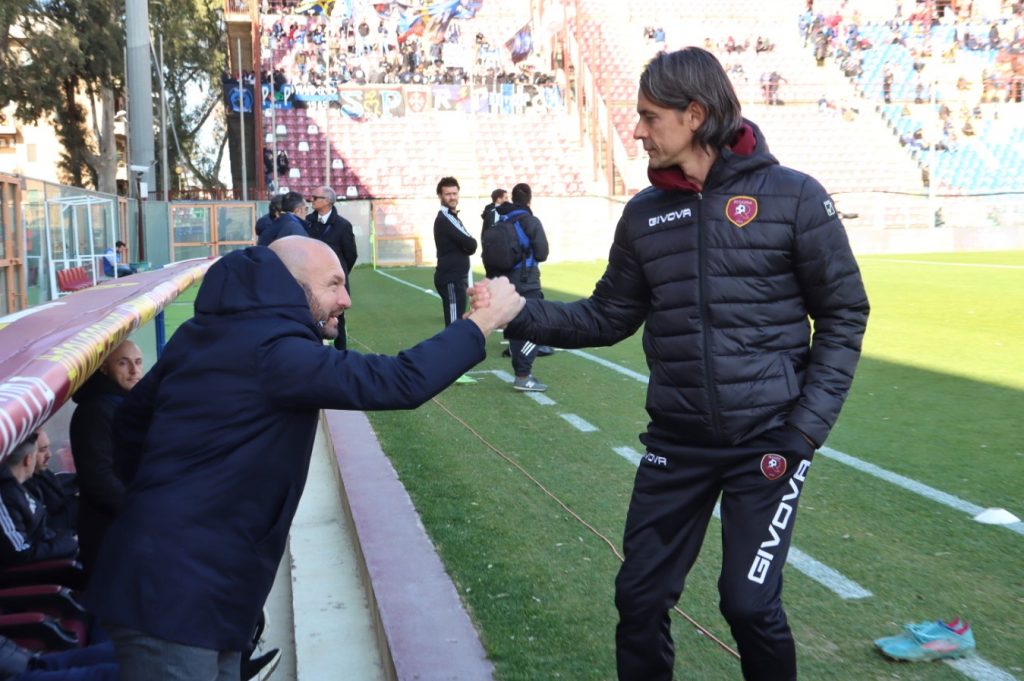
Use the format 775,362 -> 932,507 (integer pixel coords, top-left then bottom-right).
561,414 -> 598,432
374,268 -> 440,297
945,656 -> 1020,681
862,259 -> 1024,270
819,447 -> 1024,537
567,349 -> 650,383
615,447 -> 872,599
466,369 -> 556,405
613,446 -> 644,466
526,392 -> 556,406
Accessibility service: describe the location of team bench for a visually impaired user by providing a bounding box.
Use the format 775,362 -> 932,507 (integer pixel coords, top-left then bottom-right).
56,267 -> 94,293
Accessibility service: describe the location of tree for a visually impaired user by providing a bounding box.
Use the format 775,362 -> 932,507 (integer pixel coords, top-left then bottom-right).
151,0 -> 228,195
1,0 -> 227,195
0,0 -> 123,192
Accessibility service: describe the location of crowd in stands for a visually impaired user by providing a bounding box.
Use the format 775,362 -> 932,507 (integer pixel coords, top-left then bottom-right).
256,3 -> 559,95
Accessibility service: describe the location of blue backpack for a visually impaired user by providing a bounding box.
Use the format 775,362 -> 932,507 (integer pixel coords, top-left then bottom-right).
482,209 -> 536,273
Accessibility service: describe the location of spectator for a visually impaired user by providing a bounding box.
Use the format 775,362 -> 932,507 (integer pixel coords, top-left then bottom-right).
257,191 -> 307,246
480,188 -> 507,233
263,148 -> 275,190
0,434 -> 77,566
70,340 -> 143,575
883,62 -> 895,103
102,241 -> 135,278
472,47 -> 868,681
275,150 -> 290,179
23,429 -> 76,533
305,186 -> 358,350
83,237 -> 524,679
490,183 -> 550,392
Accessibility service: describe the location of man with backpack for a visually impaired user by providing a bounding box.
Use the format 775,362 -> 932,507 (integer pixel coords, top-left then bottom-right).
482,183 -> 550,391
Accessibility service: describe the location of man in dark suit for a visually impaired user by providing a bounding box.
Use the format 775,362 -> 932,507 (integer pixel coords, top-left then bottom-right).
306,186 -> 357,350
85,237 -> 525,680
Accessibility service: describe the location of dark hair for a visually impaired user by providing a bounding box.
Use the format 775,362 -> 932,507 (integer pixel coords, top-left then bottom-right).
5,435 -> 38,469
268,194 -> 284,219
281,191 -> 305,214
436,176 -> 460,195
639,47 -> 743,150
115,240 -> 126,248
511,183 -> 531,206
491,188 -> 507,202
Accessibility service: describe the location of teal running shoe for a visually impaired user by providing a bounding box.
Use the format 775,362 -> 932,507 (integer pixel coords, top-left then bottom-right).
875,618 -> 975,662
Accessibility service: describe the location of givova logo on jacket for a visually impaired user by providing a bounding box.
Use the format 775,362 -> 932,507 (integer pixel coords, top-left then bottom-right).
725,196 -> 758,228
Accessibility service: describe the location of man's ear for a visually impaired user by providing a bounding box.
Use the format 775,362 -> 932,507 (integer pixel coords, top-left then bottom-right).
685,101 -> 707,131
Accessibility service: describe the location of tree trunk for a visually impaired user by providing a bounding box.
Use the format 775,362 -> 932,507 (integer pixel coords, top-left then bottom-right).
86,86 -> 120,195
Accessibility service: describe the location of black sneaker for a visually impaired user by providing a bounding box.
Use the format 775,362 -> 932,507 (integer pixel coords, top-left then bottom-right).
242,648 -> 282,681
536,345 -> 555,357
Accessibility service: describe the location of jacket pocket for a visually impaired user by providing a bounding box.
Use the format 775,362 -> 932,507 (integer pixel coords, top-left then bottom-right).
780,355 -> 799,398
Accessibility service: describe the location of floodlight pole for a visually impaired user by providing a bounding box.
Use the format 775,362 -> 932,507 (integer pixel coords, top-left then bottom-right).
125,0 -> 156,192
237,38 -> 249,201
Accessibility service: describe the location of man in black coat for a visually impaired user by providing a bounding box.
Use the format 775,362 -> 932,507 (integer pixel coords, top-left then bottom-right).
69,340 -> 144,575
0,435 -> 77,567
306,185 -> 357,350
24,429 -> 77,533
84,237 -> 525,679
471,48 -> 868,681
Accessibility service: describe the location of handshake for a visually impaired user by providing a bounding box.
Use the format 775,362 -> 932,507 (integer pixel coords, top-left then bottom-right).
465,277 -> 525,336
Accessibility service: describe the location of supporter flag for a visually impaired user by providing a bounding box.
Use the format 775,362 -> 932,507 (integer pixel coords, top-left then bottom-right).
397,0 -> 483,44
506,21 -> 533,64
294,0 -> 335,15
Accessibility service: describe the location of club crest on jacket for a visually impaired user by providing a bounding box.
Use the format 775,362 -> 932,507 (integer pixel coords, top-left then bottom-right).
725,196 -> 758,228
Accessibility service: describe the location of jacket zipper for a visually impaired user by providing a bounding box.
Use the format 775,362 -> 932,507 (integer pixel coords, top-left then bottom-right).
696,192 -> 723,443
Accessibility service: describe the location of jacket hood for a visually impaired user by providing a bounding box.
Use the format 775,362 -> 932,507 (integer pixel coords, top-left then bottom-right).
72,369 -> 128,404
648,119 -> 778,193
496,202 -> 532,217
194,247 -> 314,329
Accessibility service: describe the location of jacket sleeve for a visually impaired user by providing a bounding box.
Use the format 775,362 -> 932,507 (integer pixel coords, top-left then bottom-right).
70,402 -> 127,514
505,212 -> 649,347
0,491 -> 77,565
785,177 -> 870,446
339,218 -> 358,271
525,216 -> 549,262
435,213 -> 478,255
257,319 -> 486,410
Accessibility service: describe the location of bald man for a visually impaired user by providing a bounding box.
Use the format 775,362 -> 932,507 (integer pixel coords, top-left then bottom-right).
86,237 -> 524,680
69,339 -> 144,574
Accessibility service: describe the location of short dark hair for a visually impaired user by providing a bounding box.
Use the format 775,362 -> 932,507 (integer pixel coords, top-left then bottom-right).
268,194 -> 284,218
639,47 -> 743,151
491,188 -> 507,202
511,183 -> 531,206
436,176 -> 460,195
5,435 -> 38,469
115,240 -> 126,248
281,191 -> 305,214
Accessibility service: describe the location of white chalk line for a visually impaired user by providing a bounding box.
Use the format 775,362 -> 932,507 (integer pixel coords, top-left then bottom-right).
861,259 -> 1024,270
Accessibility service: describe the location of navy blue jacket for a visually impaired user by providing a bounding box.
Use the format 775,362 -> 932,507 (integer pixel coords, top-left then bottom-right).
85,246 -> 486,650
256,212 -> 306,246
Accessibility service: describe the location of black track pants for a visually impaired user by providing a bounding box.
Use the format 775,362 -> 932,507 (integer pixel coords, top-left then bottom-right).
615,427 -> 814,681
435,275 -> 468,327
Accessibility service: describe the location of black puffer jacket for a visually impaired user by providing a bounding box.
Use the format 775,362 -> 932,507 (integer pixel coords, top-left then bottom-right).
505,121 -> 869,448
